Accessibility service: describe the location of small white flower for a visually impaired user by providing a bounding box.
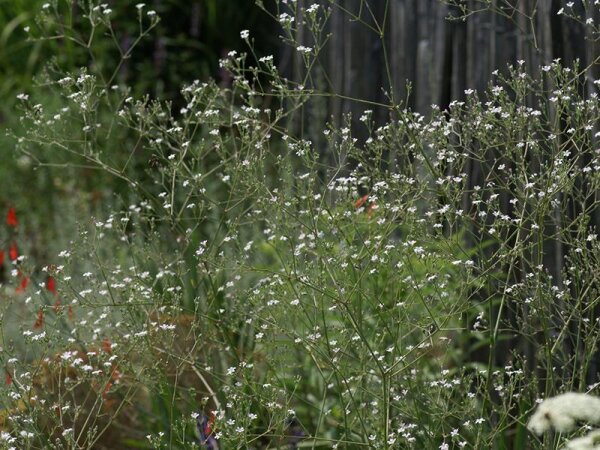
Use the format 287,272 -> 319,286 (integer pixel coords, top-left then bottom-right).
296,45 -> 312,54
279,13 -> 294,24
240,29 -> 250,39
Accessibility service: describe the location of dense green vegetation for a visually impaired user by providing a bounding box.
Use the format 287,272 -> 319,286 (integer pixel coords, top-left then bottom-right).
2,1 -> 600,449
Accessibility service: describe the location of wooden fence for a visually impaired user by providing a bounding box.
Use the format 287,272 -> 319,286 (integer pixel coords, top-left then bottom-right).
282,0 -> 598,119
280,0 -> 600,384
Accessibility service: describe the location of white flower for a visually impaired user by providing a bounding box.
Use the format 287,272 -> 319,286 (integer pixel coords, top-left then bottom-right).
278,13 -> 294,24
296,45 -> 312,54
0,432 -> 11,441
528,393 -> 600,435
564,430 -> 600,450
240,29 -> 249,39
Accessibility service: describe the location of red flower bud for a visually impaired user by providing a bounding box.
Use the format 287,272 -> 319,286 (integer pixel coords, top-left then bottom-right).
6,208 -> 17,228
33,309 -> 44,329
15,273 -> 29,293
46,276 -> 57,295
355,194 -> 369,209
8,242 -> 18,261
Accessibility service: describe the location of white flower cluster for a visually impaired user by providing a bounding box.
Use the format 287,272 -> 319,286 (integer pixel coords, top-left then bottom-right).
528,393 -> 600,449
528,393 -> 600,434
565,430 -> 600,450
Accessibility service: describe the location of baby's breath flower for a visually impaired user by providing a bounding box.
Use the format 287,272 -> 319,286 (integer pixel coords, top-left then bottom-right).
296,45 -> 312,54
528,393 -> 600,435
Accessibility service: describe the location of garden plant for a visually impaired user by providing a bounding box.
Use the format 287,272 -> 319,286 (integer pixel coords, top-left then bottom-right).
2,1 -> 600,449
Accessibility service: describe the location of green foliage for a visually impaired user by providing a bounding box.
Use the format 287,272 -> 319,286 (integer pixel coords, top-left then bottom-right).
4,1 -> 600,449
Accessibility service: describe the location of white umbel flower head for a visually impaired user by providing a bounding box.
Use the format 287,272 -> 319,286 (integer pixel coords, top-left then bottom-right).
564,430 -> 600,450
528,393 -> 600,435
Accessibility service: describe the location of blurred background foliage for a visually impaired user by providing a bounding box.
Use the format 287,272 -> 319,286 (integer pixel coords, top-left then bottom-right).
0,0 -> 278,263
0,0 -> 278,102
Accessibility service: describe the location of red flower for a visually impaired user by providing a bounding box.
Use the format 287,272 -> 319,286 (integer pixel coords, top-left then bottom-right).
33,309 -> 44,329
46,276 -> 57,295
205,411 -> 216,435
0,250 -> 4,267
6,208 -> 17,228
16,273 -> 29,293
355,194 -> 369,209
199,411 -> 217,445
8,242 -> 18,261
5,370 -> 11,386
354,194 -> 377,218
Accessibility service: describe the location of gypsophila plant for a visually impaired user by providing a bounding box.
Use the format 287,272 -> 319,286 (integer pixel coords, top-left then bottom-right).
6,0 -> 600,449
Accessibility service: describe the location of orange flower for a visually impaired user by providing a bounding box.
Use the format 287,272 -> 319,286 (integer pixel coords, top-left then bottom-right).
102,337 -> 112,354
110,363 -> 121,381
355,194 -> 369,209
102,381 -> 112,399
355,193 -> 377,218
